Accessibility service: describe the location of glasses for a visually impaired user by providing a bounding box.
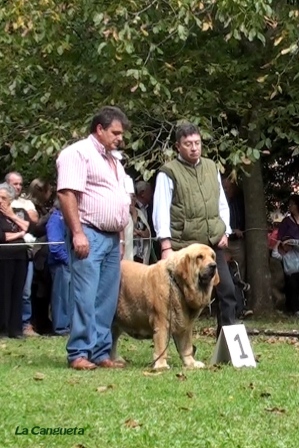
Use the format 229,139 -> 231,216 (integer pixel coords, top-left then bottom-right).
182,141 -> 201,148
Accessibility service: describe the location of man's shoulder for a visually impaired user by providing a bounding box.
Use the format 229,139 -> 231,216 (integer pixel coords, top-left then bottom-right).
200,157 -> 217,168
58,137 -> 91,160
162,159 -> 179,169
160,159 -> 179,174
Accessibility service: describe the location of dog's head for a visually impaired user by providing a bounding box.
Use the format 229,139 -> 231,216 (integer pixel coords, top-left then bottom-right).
166,243 -> 219,310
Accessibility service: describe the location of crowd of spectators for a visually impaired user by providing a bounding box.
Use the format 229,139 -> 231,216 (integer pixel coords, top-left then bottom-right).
0,110 -> 297,349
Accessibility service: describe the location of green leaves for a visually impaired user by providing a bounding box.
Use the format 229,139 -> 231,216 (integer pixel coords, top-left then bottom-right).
0,0 -> 298,181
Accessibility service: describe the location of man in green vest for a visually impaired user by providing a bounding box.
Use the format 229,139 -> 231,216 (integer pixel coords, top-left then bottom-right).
152,122 -> 236,337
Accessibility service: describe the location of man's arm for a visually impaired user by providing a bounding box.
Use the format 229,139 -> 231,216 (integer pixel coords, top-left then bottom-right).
57,189 -> 89,259
57,190 -> 83,234
27,209 -> 39,223
152,172 -> 173,259
56,146 -> 89,259
218,171 -> 231,236
217,171 -> 232,248
272,242 -> 283,260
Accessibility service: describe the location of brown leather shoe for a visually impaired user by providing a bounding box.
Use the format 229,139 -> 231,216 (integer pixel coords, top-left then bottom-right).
96,358 -> 126,369
69,357 -> 97,370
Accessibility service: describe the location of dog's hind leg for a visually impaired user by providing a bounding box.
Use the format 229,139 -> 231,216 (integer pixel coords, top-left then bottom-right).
173,329 -> 205,369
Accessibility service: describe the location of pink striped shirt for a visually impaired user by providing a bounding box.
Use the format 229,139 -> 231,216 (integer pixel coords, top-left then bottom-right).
57,135 -> 130,232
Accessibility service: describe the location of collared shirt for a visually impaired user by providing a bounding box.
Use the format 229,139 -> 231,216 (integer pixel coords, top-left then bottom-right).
57,135 -> 130,232
152,156 -> 231,240
136,199 -> 148,221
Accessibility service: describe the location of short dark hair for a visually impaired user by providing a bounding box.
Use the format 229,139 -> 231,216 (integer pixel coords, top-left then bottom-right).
90,106 -> 130,133
175,123 -> 200,143
289,194 -> 299,210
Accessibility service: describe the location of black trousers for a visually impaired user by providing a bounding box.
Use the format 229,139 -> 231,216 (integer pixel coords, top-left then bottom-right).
285,272 -> 299,313
0,259 -> 28,337
213,247 -> 237,337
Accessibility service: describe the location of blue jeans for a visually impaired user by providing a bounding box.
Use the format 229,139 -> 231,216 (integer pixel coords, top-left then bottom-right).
22,261 -> 34,327
50,264 -> 71,335
66,226 -> 121,363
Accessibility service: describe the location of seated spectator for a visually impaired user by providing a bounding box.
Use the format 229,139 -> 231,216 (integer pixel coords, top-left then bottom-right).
222,177 -> 246,280
268,214 -> 286,309
123,194 -> 151,264
46,200 -> 71,335
135,181 -> 156,262
135,181 -> 153,223
272,237 -> 299,315
132,195 -> 151,264
0,183 -> 37,338
278,195 -> 299,241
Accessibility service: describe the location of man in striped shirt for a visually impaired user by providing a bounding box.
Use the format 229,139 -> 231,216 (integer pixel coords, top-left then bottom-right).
57,106 -> 131,370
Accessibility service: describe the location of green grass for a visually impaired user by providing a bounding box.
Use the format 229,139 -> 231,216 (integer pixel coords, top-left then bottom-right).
1,316 -> 299,448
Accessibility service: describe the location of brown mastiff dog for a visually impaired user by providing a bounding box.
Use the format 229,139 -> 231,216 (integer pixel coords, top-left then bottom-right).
111,243 -> 219,369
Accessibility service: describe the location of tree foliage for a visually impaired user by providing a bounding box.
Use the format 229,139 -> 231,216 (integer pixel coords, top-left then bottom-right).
0,0 -> 299,182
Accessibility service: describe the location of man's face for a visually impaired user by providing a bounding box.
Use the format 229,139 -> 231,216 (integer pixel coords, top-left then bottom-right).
96,120 -> 124,151
139,186 -> 153,206
176,133 -> 202,165
7,174 -> 23,197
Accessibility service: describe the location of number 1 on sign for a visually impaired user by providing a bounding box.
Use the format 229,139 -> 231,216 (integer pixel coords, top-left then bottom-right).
234,333 -> 249,359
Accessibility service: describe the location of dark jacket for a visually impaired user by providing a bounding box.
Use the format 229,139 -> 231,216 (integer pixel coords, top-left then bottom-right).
0,208 -> 36,260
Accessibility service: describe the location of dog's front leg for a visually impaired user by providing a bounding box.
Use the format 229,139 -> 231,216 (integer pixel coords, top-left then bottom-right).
152,320 -> 170,370
110,325 -> 125,363
173,328 -> 205,369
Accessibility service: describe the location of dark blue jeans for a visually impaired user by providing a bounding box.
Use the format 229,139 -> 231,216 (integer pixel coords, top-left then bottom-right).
66,226 -> 121,363
50,263 -> 71,334
22,261 -> 34,328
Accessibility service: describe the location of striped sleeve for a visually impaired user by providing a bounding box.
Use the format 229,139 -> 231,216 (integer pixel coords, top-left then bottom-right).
57,147 -> 87,193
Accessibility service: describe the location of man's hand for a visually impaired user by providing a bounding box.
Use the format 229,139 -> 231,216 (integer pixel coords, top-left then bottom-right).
120,242 -> 125,260
73,231 -> 89,259
161,248 -> 173,259
234,229 -> 244,238
218,234 -> 228,249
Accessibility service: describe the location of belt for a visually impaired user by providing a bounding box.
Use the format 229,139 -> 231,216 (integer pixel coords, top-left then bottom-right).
83,224 -> 117,235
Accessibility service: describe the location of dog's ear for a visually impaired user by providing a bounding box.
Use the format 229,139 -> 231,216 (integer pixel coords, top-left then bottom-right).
213,269 -> 220,286
175,254 -> 191,281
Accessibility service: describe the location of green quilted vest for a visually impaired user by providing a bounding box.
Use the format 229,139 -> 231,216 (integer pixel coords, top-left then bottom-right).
160,157 -> 226,250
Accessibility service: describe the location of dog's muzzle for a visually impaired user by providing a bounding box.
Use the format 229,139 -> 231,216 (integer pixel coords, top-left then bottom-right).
198,262 -> 217,285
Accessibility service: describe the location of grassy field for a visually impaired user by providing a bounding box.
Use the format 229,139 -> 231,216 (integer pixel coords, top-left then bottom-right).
1,315 -> 299,448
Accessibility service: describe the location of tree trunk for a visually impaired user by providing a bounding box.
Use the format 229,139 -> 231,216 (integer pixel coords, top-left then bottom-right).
242,158 -> 273,314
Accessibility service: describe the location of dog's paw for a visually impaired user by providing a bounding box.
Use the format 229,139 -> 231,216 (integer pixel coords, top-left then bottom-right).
153,362 -> 170,370
193,360 -> 205,369
184,359 -> 205,369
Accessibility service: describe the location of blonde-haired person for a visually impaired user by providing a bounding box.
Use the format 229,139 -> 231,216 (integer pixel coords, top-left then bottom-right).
0,183 -> 38,338
5,171 -> 39,337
